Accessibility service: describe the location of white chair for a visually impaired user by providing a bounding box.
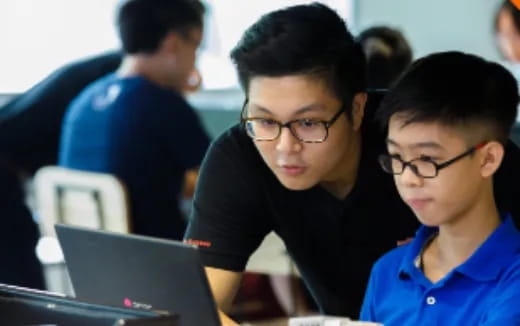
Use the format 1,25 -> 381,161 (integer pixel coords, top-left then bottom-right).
244,232 -> 304,316
246,232 -> 296,276
32,166 -> 130,295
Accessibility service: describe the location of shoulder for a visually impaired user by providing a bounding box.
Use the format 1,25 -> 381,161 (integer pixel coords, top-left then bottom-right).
214,123 -> 251,147
209,124 -> 260,162
199,124 -> 270,184
498,254 -> 520,283
373,244 -> 409,274
137,83 -> 197,116
364,244 -> 410,300
66,74 -> 117,110
74,73 -> 117,98
484,255 -> 520,318
197,124 -> 272,197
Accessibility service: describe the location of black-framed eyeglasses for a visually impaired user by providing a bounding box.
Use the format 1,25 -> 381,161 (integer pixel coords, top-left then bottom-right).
378,142 -> 487,178
242,100 -> 345,143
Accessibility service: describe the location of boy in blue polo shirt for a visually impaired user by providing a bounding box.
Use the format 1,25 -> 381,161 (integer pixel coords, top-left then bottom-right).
360,51 -> 520,325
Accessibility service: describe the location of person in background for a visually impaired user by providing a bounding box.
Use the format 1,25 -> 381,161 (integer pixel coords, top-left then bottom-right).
0,50 -> 201,178
495,0 -> 520,63
361,51 -> 520,325
357,26 -> 412,89
59,0 -> 209,240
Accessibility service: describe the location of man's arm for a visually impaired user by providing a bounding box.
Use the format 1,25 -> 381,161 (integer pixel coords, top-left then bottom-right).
185,127 -> 273,325
205,266 -> 243,326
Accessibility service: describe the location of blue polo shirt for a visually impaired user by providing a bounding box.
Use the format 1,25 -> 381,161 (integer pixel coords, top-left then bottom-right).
360,215 -> 520,325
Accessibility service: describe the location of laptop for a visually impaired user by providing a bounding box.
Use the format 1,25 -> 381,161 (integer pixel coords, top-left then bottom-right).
55,224 -> 221,326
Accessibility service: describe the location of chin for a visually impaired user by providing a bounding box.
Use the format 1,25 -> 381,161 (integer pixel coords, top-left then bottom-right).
414,212 -> 443,227
276,174 -> 316,191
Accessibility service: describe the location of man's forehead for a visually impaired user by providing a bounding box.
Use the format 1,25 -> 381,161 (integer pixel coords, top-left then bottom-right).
248,74 -> 334,95
247,102 -> 328,114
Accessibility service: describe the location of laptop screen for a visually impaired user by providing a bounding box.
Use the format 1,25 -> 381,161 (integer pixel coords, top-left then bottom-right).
55,224 -> 221,326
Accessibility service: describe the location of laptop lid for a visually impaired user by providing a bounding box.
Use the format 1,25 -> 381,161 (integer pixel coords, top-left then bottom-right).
55,224 -> 221,326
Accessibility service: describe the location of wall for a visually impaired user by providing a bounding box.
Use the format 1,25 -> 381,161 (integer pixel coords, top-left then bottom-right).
187,89 -> 244,139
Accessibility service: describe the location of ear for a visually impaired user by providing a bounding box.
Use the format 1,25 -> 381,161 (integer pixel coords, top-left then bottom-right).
351,92 -> 367,131
159,31 -> 181,54
480,141 -> 505,178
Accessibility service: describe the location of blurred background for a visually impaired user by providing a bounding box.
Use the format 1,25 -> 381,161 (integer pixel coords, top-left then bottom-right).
0,0 -> 509,131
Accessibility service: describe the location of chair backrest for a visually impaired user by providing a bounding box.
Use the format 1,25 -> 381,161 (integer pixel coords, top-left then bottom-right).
33,166 -> 130,237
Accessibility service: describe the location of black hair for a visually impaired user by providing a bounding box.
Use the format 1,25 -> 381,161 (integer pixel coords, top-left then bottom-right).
116,0 -> 204,54
495,0 -> 520,34
230,2 -> 366,120
357,26 -> 412,89
376,51 -> 519,145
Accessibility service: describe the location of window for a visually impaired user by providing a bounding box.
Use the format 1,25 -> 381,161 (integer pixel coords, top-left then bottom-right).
199,0 -> 354,89
0,0 -> 119,93
0,0 -> 352,93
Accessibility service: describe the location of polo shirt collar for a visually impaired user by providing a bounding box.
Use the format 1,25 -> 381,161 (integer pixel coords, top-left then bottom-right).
456,215 -> 520,281
398,214 -> 520,282
398,223 -> 437,280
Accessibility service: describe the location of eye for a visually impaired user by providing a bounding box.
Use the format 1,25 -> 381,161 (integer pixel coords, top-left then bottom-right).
297,119 -> 321,129
418,155 -> 439,163
389,153 -> 402,160
257,118 -> 277,127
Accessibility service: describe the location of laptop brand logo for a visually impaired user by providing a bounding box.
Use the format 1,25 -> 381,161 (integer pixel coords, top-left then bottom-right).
123,297 -> 153,310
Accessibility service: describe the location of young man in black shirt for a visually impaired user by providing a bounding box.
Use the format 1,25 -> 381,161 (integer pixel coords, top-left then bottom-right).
185,3 -> 520,325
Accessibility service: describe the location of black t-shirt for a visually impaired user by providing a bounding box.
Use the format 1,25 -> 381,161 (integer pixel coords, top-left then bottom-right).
185,95 -> 520,317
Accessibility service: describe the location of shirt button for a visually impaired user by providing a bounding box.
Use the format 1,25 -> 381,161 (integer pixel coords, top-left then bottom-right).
426,296 -> 436,305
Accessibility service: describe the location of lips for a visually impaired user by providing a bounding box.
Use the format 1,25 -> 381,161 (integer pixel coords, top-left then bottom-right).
279,164 -> 306,176
406,198 -> 433,210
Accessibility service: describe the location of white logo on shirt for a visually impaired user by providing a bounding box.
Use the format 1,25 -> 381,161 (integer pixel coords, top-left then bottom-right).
93,84 -> 121,110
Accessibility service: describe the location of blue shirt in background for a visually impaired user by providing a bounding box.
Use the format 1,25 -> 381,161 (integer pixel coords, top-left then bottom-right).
360,215 -> 520,325
59,73 -> 210,240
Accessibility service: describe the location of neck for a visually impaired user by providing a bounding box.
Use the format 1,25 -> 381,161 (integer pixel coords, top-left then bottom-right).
117,55 -> 181,91
423,185 -> 501,282
320,129 -> 362,199
435,208 -> 500,268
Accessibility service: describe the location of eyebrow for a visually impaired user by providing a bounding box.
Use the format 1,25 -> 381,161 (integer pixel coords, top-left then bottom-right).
386,138 -> 444,150
248,104 -> 327,115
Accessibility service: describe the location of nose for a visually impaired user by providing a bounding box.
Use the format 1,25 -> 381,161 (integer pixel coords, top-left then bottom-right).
397,164 -> 423,188
275,127 -> 302,153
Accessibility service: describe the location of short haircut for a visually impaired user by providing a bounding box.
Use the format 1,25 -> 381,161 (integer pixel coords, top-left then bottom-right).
495,0 -> 520,34
357,26 -> 413,89
230,2 -> 366,120
376,51 -> 519,145
116,0 -> 204,54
